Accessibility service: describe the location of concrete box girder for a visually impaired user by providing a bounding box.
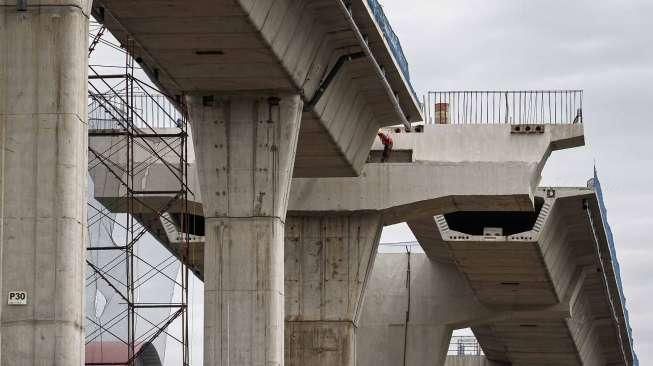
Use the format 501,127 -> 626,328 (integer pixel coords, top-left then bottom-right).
429,188 -> 634,365
358,188 -> 633,366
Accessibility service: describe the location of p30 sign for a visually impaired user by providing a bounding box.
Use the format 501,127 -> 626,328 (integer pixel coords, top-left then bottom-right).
8,291 -> 27,305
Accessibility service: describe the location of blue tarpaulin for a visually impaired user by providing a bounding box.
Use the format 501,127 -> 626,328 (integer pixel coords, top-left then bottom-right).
366,0 -> 419,101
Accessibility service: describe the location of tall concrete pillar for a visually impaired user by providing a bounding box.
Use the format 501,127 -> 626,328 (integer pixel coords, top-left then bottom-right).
0,1 -> 90,365
187,94 -> 302,366
358,255 -> 492,366
284,214 -> 383,366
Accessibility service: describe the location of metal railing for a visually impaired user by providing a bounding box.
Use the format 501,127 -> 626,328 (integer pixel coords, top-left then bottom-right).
423,90 -> 583,125
448,336 -> 483,356
89,92 -> 182,130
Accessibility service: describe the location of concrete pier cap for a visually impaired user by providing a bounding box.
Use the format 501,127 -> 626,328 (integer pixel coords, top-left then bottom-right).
184,90 -> 304,366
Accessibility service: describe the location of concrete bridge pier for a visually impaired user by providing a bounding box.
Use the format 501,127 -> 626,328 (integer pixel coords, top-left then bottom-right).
284,214 -> 383,366
358,254 -> 490,366
187,94 -> 302,366
1,1 -> 90,365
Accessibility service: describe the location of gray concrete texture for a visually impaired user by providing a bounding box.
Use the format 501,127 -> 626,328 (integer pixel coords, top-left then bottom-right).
285,213 -> 382,366
290,123 -> 583,221
1,1 -> 90,365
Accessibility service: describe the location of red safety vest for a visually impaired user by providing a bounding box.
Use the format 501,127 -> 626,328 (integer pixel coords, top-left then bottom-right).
378,133 -> 393,148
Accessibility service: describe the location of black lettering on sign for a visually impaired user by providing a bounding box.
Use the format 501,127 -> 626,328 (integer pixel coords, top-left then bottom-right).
8,291 -> 27,305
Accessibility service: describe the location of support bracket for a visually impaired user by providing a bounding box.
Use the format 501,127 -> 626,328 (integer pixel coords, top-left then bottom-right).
304,52 -> 365,112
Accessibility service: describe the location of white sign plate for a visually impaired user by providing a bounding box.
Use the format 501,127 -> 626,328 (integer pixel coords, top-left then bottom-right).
8,291 -> 27,305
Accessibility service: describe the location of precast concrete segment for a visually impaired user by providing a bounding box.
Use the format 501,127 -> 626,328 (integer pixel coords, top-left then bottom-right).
93,159 -> 537,222
292,123 -> 585,219
289,161 -> 536,223
187,94 -> 302,366
284,214 -> 382,366
1,1 -> 89,365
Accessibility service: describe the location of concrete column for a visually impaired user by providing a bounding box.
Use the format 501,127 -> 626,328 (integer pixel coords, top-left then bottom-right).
284,213 -> 383,366
0,1 -> 90,365
187,94 -> 302,366
358,254 -> 492,366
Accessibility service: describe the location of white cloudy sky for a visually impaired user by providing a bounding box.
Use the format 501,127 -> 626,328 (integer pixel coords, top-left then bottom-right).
377,0 -> 653,362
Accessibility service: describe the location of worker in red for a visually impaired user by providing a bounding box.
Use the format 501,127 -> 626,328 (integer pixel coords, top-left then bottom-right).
377,132 -> 393,162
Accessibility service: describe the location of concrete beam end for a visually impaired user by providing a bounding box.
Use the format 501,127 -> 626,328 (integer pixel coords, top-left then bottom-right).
549,123 -> 585,151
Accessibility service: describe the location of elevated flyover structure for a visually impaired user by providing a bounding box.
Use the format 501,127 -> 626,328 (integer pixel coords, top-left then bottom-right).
1,0 -> 639,364
89,108 -> 585,365
359,184 -> 637,366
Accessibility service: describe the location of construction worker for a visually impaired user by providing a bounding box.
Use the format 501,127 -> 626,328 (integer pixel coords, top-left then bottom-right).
377,132 -> 393,162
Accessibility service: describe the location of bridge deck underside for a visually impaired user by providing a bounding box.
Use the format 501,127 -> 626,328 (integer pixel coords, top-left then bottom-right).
447,241 -> 557,306
440,192 -> 631,365
94,0 -> 420,177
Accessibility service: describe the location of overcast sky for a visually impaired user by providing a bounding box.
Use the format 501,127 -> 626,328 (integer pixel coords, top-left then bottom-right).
376,0 -> 653,362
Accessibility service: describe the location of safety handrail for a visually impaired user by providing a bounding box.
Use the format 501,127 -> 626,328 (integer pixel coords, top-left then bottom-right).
423,90 -> 583,125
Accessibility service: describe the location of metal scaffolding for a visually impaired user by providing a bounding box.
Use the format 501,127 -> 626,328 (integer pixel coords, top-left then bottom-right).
85,21 -> 191,365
